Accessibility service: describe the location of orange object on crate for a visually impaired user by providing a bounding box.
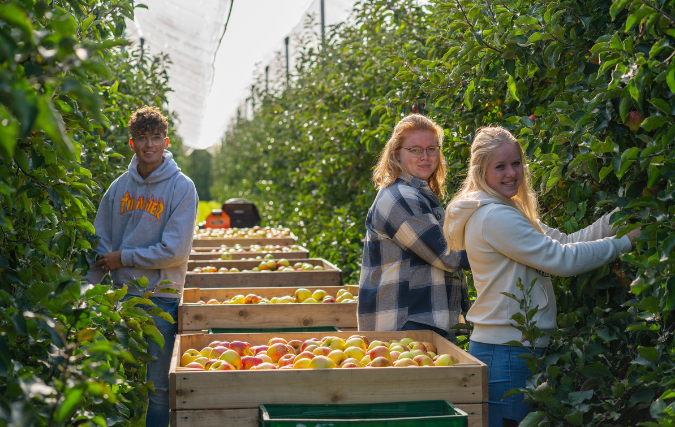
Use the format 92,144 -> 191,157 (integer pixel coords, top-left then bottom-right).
204,209 -> 230,229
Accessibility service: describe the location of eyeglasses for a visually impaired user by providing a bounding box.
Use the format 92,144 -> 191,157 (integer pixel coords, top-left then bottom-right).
134,134 -> 166,145
401,146 -> 440,158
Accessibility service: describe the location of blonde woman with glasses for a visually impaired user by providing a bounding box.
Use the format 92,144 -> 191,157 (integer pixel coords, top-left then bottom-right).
444,125 -> 639,427
358,114 -> 470,339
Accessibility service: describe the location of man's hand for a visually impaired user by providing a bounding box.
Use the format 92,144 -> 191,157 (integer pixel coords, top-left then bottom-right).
96,251 -> 122,273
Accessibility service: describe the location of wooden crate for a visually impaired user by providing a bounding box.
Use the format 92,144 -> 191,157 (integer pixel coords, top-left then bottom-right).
179,285 -> 359,332
192,235 -> 297,248
170,330 -> 487,427
189,246 -> 309,261
185,258 -> 342,288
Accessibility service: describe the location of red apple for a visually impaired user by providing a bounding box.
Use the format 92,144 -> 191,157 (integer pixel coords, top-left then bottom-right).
368,356 -> 393,367
413,354 -> 434,366
278,353 -> 296,367
229,341 -> 253,357
211,346 -> 230,357
409,342 -> 427,353
240,355 -> 264,370
313,347 -> 332,357
252,362 -> 277,370
208,360 -> 236,371
626,111 -> 645,131
367,346 -> 392,363
208,341 -> 223,348
423,342 -> 437,354
295,351 -> 315,362
184,362 -> 205,370
251,345 -> 269,355
268,337 -> 288,346
244,294 -> 261,304
288,340 -> 303,352
267,343 -> 293,363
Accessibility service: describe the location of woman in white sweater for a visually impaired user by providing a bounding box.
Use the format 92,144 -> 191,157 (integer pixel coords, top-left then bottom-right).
444,126 -> 639,427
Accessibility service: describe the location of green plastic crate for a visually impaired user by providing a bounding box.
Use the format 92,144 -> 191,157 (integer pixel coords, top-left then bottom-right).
209,326 -> 340,334
258,400 -> 468,427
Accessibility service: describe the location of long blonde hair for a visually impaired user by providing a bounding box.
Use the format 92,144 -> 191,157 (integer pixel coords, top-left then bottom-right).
372,114 -> 448,198
445,126 -> 543,251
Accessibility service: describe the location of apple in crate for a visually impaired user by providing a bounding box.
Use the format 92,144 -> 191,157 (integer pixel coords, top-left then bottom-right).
308,356 -> 336,369
180,349 -> 202,367
219,350 -> 242,370
184,362 -> 205,370
367,346 -> 392,363
229,341 -> 253,357
241,356 -> 264,370
368,357 -> 393,367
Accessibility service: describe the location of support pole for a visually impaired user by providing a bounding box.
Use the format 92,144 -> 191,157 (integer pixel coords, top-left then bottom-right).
265,65 -> 269,93
320,0 -> 325,46
284,36 -> 290,87
251,85 -> 255,113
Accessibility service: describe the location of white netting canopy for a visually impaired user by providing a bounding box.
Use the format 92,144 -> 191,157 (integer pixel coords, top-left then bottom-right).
125,0 -> 357,150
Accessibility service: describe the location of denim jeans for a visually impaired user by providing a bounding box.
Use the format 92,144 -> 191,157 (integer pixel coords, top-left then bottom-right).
124,295 -> 179,427
468,341 -> 545,427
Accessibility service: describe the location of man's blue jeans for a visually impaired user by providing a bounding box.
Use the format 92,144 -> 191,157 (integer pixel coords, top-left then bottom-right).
468,341 -> 545,427
131,295 -> 179,427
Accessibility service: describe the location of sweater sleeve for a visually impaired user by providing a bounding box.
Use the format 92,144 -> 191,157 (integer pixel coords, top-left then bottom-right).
483,206 -> 632,277
539,211 -> 617,244
83,180 -> 118,285
120,178 -> 198,269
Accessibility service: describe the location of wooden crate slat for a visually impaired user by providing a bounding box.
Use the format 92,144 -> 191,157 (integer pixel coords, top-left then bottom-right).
185,258 -> 342,288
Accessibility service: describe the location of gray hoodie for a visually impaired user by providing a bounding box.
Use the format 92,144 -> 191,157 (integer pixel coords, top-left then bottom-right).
84,151 -> 198,297
446,191 -> 631,347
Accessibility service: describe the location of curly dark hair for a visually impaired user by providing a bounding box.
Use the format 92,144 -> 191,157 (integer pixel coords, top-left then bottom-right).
128,106 -> 168,137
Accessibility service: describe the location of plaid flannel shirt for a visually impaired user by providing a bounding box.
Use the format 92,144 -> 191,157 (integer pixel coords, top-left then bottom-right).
357,174 -> 470,335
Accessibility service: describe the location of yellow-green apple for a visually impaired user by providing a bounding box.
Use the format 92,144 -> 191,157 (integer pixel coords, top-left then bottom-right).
336,292 -> 353,302
293,358 -> 312,369
389,344 -> 406,353
308,355 -> 336,369
367,340 -> 384,351
413,355 -> 434,366
279,364 -> 294,370
344,337 -> 367,352
427,351 -> 436,359
409,342 -> 427,352
208,340 -> 223,348
284,344 -> 296,355
304,344 -> 318,353
184,362 -> 205,370
252,362 -> 277,370
434,354 -> 452,366
450,355 -> 460,365
265,260 -> 277,270
241,355 -> 263,370
399,337 -> 413,347
368,357 -> 393,367
294,288 -> 312,302
277,259 -> 290,268
360,355 -> 372,365
231,295 -> 245,304
196,300 -> 205,304
313,265 -> 324,270
259,354 -> 273,364
219,350 -> 242,370
344,347 -> 366,361
367,346 -> 392,363
311,289 -> 327,301
244,294 -> 261,304
398,351 -> 415,360
206,298 -> 220,305
340,358 -> 364,368
181,349 -> 202,367
268,337 -> 288,346
394,359 -> 419,367
278,353 -> 296,367
193,356 -> 209,367
218,267 -> 228,273
301,263 -> 314,271
267,343 -> 292,363
200,347 -> 215,358
208,360 -> 236,371
313,347 -> 332,357
327,349 -> 348,366
288,340 -> 303,352
258,261 -> 270,271
229,341 -> 253,357
337,288 -> 348,298
348,335 -> 370,348
423,342 -> 437,353
220,252 -> 232,260
322,337 -> 346,351
301,298 -> 318,303
276,296 -> 294,304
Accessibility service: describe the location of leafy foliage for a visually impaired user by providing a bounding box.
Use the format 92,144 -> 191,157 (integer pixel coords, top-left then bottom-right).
0,0 -> 179,424
212,0 -> 675,424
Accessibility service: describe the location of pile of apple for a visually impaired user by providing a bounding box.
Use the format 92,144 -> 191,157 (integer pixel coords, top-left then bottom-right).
209,244 -> 304,259
191,259 -> 326,274
192,287 -> 357,305
179,335 -> 460,370
194,225 -> 293,240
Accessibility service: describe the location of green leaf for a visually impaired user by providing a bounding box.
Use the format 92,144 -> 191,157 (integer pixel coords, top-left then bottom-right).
667,64 -> 675,95
620,97 -> 632,122
35,97 -> 74,161
629,387 -> 655,408
0,4 -> 33,38
515,15 -> 539,25
610,0 -> 633,20
520,411 -> 546,427
507,75 -> 520,101
641,116 -> 672,131
637,346 -> 658,363
54,384 -> 86,423
75,219 -> 95,234
141,324 -> 164,348
648,98 -> 670,115
464,80 -> 475,109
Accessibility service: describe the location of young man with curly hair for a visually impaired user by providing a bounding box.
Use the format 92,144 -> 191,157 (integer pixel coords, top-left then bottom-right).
85,106 -> 198,427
